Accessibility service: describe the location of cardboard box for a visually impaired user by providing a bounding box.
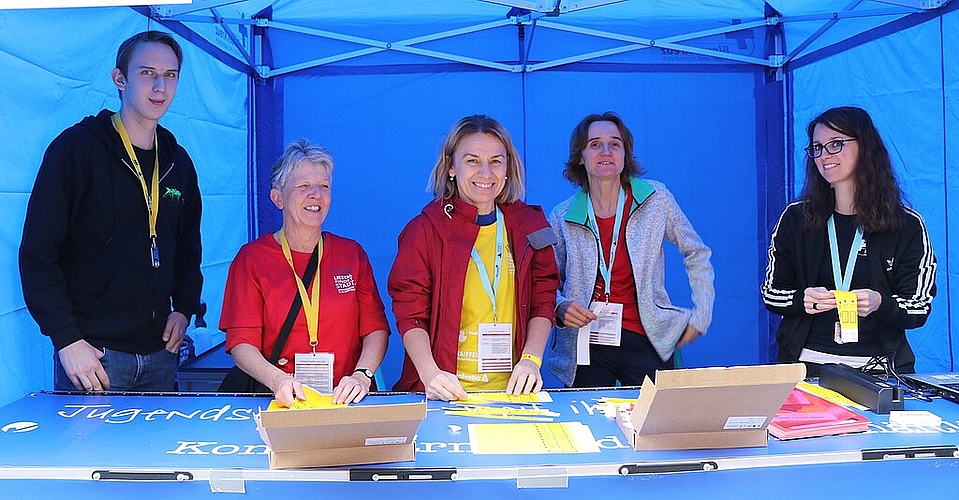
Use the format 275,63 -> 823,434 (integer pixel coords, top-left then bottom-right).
619,364 -> 805,450
256,397 -> 427,469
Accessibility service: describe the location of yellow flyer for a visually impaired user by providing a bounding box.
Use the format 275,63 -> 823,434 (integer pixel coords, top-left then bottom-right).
467,422 -> 600,454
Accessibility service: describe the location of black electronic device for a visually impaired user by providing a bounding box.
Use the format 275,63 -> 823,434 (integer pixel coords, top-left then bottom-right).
818,363 -> 904,414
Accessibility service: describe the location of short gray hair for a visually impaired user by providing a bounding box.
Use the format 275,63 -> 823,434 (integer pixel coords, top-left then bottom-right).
270,139 -> 334,190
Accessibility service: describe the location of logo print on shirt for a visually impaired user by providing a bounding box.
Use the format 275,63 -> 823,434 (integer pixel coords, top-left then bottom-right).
857,238 -> 868,258
333,273 -> 355,293
163,187 -> 182,203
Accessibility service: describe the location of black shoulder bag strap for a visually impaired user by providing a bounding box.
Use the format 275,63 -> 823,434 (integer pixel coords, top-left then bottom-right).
266,239 -> 320,365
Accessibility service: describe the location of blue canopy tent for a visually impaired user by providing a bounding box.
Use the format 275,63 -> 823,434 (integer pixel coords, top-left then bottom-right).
1,0 -> 955,408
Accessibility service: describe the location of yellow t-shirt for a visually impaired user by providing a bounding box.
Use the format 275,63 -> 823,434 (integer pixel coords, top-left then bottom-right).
457,221 -> 516,391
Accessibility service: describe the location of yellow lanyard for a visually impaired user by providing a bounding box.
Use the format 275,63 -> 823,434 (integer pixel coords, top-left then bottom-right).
112,113 -> 161,268
278,229 -> 324,350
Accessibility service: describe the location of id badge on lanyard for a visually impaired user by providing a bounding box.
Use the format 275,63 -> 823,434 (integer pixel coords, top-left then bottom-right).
584,188 -> 626,348
828,215 -> 863,345
588,301 -> 623,346
472,207 -> 513,373
477,322 -> 513,372
294,352 -> 334,394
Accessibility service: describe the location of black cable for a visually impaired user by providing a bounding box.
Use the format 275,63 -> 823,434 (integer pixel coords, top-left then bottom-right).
860,350 -> 935,403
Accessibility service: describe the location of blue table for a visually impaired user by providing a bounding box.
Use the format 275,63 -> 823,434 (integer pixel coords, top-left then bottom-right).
1,388 -> 957,498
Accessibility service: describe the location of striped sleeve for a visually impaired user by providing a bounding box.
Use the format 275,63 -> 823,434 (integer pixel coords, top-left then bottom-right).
891,207 -> 936,317
761,203 -> 801,313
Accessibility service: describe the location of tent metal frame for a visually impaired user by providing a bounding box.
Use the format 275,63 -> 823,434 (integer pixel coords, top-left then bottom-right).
149,0 -> 941,79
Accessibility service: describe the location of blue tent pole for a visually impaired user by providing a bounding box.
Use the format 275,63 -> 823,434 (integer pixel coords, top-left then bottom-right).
758,3 -> 787,364
253,9 -> 285,239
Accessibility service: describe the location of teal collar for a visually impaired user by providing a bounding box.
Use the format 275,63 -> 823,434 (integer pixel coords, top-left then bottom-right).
565,177 -> 654,225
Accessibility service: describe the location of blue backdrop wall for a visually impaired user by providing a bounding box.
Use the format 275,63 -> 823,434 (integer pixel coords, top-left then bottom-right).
263,66 -> 764,384
0,1 -> 955,408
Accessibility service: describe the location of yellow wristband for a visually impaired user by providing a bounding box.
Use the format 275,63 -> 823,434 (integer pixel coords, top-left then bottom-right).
520,353 -> 542,368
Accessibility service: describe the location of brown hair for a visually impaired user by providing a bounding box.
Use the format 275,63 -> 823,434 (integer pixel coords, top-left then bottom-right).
563,111 -> 643,189
800,106 -> 905,232
116,30 -> 183,76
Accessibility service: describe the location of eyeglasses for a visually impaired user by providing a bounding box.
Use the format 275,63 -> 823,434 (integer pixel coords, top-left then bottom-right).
804,138 -> 856,158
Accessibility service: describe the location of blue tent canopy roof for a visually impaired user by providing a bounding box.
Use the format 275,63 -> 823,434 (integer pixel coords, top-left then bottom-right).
152,0 -> 952,77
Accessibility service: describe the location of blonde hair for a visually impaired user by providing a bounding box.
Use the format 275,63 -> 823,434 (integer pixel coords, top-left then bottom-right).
427,115 -> 525,204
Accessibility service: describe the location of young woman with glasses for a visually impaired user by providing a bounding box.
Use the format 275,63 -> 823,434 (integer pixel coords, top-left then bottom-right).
762,106 -> 937,377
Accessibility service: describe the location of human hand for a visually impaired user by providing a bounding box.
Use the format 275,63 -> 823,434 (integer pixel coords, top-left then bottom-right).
58,340 -> 110,391
162,311 -> 189,353
560,301 -> 597,328
423,369 -> 468,401
506,358 -> 543,395
851,289 -> 882,317
675,323 -> 701,348
803,286 -> 836,314
333,372 -> 372,404
270,373 -> 304,408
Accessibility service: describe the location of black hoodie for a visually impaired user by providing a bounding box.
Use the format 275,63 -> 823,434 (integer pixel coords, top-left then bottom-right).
19,109 -> 202,354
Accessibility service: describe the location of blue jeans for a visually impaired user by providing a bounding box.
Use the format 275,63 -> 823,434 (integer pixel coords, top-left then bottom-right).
54,348 -> 178,392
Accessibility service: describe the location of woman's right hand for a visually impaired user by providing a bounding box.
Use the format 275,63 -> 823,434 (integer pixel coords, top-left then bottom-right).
803,286 -> 836,314
271,372 -> 304,408
559,300 -> 597,328
423,369 -> 468,401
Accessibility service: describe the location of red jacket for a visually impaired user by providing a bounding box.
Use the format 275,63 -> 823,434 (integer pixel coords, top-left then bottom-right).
388,196 -> 559,391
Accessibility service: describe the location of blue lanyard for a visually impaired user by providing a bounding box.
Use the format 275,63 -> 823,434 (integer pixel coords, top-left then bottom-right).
827,214 -> 864,292
470,207 -> 505,323
585,187 -> 626,302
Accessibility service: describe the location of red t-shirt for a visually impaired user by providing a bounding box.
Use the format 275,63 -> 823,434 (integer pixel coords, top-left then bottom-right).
220,233 -> 390,382
591,189 -> 645,335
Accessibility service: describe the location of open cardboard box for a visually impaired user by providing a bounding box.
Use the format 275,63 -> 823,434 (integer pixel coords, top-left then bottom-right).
618,363 -> 805,450
256,396 -> 427,469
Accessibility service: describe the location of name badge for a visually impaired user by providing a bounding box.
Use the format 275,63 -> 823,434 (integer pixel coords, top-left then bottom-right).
294,352 -> 334,394
833,290 -> 859,344
588,301 -> 623,347
477,322 -> 513,372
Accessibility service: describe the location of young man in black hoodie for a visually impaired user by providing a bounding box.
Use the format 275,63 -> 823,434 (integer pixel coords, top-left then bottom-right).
19,31 -> 202,392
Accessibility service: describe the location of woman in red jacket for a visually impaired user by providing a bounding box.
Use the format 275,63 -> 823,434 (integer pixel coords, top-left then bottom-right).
388,115 -> 559,401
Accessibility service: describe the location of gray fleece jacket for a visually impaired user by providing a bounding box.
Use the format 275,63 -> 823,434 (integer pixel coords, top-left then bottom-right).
545,177 -> 715,386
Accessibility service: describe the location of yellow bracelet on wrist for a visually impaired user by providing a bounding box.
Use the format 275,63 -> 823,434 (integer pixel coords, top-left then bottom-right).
520,353 -> 542,368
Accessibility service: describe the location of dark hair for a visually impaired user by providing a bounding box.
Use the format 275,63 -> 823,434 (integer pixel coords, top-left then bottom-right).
115,31 -> 183,76
563,111 -> 643,189
800,106 -> 905,232
427,114 -> 526,204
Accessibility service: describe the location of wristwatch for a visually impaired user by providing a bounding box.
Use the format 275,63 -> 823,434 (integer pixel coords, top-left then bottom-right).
353,368 -> 374,381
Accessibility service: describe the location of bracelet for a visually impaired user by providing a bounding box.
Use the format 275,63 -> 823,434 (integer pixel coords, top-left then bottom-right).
520,353 -> 542,368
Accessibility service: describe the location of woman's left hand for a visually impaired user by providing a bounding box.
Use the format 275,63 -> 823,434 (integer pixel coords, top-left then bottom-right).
850,289 -> 883,317
332,372 -> 373,404
675,323 -> 701,348
507,358 -> 543,395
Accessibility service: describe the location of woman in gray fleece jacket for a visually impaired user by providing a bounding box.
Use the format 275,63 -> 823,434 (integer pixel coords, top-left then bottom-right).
546,112 -> 715,387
